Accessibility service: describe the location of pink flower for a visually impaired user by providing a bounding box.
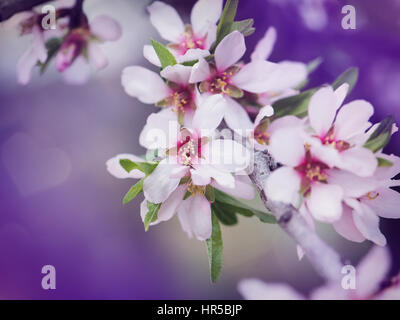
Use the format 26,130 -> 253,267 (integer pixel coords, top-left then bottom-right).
329,154 -> 400,246
190,31 -> 283,132
122,64 -> 198,124
306,84 -> 378,177
144,0 -> 223,66
56,15 -> 121,84
238,246 -> 400,300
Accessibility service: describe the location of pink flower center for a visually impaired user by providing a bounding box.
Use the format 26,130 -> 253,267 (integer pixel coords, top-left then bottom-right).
320,127 -> 350,152
176,29 -> 206,55
169,87 -> 195,113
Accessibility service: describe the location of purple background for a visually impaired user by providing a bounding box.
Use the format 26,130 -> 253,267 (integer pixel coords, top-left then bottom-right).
0,0 -> 399,299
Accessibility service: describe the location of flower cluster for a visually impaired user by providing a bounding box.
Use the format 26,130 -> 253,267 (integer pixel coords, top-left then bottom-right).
2,0 -> 121,84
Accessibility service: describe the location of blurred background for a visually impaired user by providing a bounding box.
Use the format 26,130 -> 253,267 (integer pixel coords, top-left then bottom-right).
0,0 -> 399,299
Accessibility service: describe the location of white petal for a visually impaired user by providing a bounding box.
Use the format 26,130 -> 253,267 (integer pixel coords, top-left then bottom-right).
160,64 -> 192,85
264,167 -> 301,204
365,187 -> 400,219
177,49 -> 210,64
250,27 -> 277,61
192,94 -> 226,131
232,60 -> 280,93
308,86 -> 338,136
189,57 -> 211,83
337,147 -> 378,177
143,160 -> 181,204
267,115 -> 304,135
333,204 -> 365,243
254,105 -> 274,127
147,1 -> 185,42
357,246 -> 391,297
266,61 -> 308,92
90,15 -> 122,41
352,203 -> 386,246
334,83 -> 349,108
157,185 -> 186,222
191,0 -> 223,35
214,31 -> 245,71
88,42 -> 108,70
32,26 -> 47,63
16,46 -> 38,85
223,97 -> 253,133
62,56 -> 91,85
201,165 -> 235,188
106,154 -> 146,179
211,175 -> 254,200
143,44 -> 161,67
335,100 -> 374,140
177,199 -> 193,238
190,167 -> 211,186
238,278 -> 304,300
121,66 -> 170,104
188,195 -> 212,241
307,183 -> 343,222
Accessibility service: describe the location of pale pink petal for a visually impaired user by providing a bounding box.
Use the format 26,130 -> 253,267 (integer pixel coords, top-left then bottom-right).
121,66 -> 170,103
250,27 -> 277,61
267,115 -> 304,135
254,105 -> 274,128
376,287 -> 400,300
307,183 -> 343,222
363,187 -> 400,219
88,42 -> 108,70
308,86 -> 338,136
335,100 -> 374,141
177,199 -> 193,238
264,167 -> 301,205
223,97 -> 253,132
232,60 -> 279,93
170,165 -> 189,179
189,57 -> 211,83
106,153 -> 146,179
333,204 -> 365,243
62,56 -> 91,85
337,147 -> 378,177
192,94 -> 226,131
16,46 -> 38,85
297,245 -> 305,260
32,26 -> 47,63
190,167 -> 211,186
357,246 -> 391,297
310,284 -> 349,300
147,1 -> 185,43
267,61 -> 308,92
143,44 -> 161,67
160,64 -> 192,85
334,83 -> 349,109
201,165 -> 235,188
177,49 -> 210,64
214,31 -> 245,71
211,175 -> 254,200
205,24 -> 217,49
143,159 -> 181,204
238,279 -> 304,300
188,195 -> 212,240
268,126 -> 305,167
373,154 -> 400,180
352,203 -> 386,246
90,15 -> 121,41
191,0 -> 223,35
156,185 -> 186,222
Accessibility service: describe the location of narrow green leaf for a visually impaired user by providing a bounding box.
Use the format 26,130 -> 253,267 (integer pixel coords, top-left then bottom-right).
205,185 -> 215,203
272,89 -> 317,119
119,159 -> 158,176
38,38 -> 62,74
212,202 -> 238,226
206,211 -> 223,283
123,179 -> 144,204
364,116 -> 394,153
377,157 -> 393,167
332,67 -> 359,95
231,19 -> 255,36
144,202 -> 161,231
214,0 -> 239,48
307,57 -> 323,74
151,39 -> 177,69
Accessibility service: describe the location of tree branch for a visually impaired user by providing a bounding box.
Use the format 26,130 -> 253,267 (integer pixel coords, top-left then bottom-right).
249,149 -> 344,282
0,0 -> 50,22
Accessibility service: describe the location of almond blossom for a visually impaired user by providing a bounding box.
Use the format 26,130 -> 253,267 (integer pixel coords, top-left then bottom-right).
238,246 -> 400,300
143,0 -> 223,66
122,64 -> 197,124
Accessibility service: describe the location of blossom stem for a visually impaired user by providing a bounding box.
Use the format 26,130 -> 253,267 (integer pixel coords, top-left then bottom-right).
249,149 -> 344,282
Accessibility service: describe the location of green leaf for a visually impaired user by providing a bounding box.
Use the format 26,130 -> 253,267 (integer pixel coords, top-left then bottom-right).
307,57 -> 323,74
332,67 -> 359,95
231,19 -> 255,36
206,211 -> 223,283
123,179 -> 144,204
377,157 -> 393,167
364,116 -> 395,153
144,202 -> 161,231
214,189 -> 276,223
212,202 -> 238,226
205,185 -> 215,203
151,39 -> 177,69
119,159 -> 158,176
272,89 -> 317,119
38,37 -> 62,74
214,0 -> 239,48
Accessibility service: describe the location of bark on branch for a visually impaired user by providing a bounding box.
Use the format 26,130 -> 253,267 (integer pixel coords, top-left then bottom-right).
0,0 -> 50,22
249,149 -> 344,282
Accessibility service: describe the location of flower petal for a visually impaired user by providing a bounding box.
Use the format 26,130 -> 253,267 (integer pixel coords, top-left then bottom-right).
238,278 -> 304,300
211,174 -> 254,200
121,66 -> 170,104
333,204 -> 365,243
62,56 -> 91,85
365,187 -> 400,219
266,61 -> 308,92
16,46 -> 38,85
191,0 -> 223,35
192,94 -> 226,131
307,183 -> 343,222
177,48 -> 210,64
337,147 -> 378,177
223,97 -> 253,133
90,15 -> 122,41
250,27 -> 277,61
214,30 -> 245,71
157,185 -> 186,222
106,153 -> 146,179
334,83 -> 349,108
264,167 -> 301,205
189,57 -> 211,83
335,100 -> 374,140
254,105 -> 274,127
147,1 -> 185,42
88,42 -> 108,70
143,44 -> 161,67
143,159 -> 181,204
160,64 -> 192,85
